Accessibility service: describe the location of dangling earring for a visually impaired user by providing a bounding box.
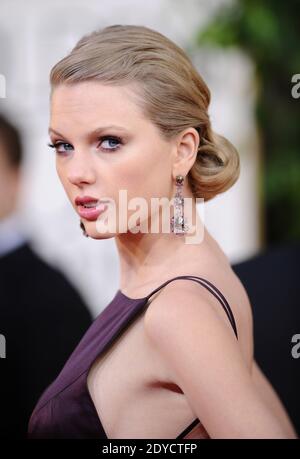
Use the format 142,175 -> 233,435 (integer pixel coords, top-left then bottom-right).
80,220 -> 89,237
170,174 -> 189,235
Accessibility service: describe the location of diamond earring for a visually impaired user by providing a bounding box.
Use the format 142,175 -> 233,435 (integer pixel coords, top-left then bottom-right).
80,220 -> 89,237
170,174 -> 189,235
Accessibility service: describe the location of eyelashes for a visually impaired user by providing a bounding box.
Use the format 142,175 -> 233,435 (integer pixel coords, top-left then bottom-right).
47,135 -> 123,154
47,142 -> 72,152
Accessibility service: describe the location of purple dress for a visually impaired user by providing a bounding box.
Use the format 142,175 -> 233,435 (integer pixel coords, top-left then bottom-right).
27,275 -> 238,439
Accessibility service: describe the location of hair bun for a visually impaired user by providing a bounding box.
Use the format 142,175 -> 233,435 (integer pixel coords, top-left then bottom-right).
188,126 -> 240,202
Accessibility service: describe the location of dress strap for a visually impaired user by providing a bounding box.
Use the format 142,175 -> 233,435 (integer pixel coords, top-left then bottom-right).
145,275 -> 238,340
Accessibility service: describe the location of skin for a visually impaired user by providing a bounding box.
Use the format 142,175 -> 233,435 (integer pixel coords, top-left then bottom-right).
49,81 -> 298,438
144,281 -> 298,439
50,81 -> 208,293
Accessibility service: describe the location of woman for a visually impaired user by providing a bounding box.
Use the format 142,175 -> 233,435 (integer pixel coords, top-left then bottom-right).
28,24 -> 297,439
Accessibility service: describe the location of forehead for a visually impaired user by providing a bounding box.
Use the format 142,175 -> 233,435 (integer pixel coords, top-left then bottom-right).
50,81 -> 144,128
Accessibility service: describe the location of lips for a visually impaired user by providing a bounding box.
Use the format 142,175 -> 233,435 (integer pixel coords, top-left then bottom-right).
75,195 -> 107,221
75,196 -> 100,206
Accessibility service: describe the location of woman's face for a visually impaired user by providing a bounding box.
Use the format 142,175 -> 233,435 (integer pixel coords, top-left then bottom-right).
49,81 -> 174,239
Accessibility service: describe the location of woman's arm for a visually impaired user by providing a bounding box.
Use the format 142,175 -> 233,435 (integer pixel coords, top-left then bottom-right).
144,281 -> 298,439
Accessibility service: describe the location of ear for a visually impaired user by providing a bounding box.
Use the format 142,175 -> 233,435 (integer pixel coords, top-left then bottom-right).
172,127 -> 200,178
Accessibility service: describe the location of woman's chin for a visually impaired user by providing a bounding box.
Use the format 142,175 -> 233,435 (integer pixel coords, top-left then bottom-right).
86,226 -> 116,240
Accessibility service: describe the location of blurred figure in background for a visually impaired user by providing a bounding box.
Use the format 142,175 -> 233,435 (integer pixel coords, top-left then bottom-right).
0,112 -> 93,439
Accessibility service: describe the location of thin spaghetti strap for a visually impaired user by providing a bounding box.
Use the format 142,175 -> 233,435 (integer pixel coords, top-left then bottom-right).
184,275 -> 238,339
145,275 -> 238,340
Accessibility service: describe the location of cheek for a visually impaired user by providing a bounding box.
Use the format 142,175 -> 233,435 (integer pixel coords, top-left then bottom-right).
55,162 -> 71,197
55,161 -> 66,184
114,160 -> 171,212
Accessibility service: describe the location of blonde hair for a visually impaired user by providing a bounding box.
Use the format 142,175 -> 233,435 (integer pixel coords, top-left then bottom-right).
50,24 -> 240,202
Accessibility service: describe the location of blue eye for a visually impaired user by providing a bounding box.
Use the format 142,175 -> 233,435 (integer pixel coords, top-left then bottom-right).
47,142 -> 73,154
47,135 -> 122,155
99,136 -> 122,151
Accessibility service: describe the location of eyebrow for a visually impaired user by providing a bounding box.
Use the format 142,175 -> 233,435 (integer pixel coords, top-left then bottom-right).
48,124 -> 129,137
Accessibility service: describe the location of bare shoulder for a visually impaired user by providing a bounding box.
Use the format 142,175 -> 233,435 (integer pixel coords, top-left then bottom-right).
143,276 -> 247,402
143,278 -> 297,438
144,276 -> 242,350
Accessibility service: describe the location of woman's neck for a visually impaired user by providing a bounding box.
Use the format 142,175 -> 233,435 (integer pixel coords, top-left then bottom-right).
115,212 -> 226,294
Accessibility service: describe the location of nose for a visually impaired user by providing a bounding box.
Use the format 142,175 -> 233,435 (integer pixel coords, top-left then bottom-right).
66,153 -> 96,186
